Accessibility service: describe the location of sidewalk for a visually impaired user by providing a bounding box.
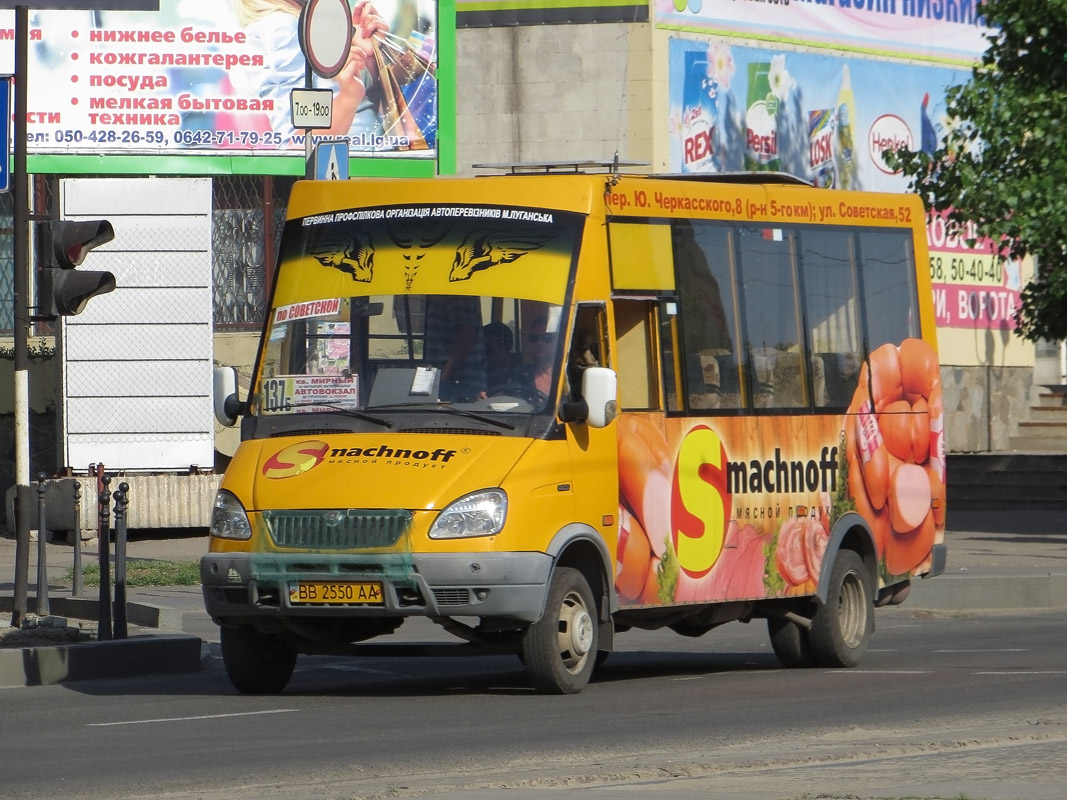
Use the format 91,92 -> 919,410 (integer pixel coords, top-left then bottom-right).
1,509 -> 1065,686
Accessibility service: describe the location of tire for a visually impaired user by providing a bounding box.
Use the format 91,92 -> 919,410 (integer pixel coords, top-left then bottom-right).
522,567 -> 598,694
767,616 -> 816,668
221,625 -> 297,694
808,549 -> 874,668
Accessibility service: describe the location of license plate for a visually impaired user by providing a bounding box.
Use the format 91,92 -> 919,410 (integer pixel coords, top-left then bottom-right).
289,581 -> 384,605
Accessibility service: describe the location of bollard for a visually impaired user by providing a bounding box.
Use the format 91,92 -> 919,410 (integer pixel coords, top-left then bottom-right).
97,470 -> 112,642
112,482 -> 129,639
72,480 -> 83,597
35,473 -> 50,617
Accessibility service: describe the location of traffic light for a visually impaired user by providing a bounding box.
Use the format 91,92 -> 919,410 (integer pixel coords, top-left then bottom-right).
40,219 -> 117,317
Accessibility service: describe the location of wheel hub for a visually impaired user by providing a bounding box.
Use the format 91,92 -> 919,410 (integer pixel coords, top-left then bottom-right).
570,608 -> 594,657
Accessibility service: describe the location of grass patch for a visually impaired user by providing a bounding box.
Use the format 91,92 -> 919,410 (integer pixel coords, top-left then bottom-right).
66,559 -> 200,588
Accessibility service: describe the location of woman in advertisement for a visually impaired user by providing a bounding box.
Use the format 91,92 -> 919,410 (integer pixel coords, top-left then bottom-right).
231,0 -> 436,152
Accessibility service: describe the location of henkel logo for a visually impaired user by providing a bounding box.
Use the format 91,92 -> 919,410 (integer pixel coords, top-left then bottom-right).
262,440 -> 330,479
869,114 -> 913,174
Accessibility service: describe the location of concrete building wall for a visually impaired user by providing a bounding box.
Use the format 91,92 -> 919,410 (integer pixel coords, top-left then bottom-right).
455,23 -> 654,173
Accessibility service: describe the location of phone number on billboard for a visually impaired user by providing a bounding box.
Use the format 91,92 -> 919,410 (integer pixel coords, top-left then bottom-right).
52,129 -> 288,147
929,254 -> 1004,286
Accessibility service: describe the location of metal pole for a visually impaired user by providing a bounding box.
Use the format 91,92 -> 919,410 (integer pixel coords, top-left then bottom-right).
72,480 -> 83,597
11,4 -> 30,628
304,61 -> 314,179
96,470 -> 112,641
35,472 -> 49,616
112,482 -> 129,639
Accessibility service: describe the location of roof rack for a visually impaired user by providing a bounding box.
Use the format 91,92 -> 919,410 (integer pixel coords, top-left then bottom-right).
650,171 -> 813,187
469,164 -> 814,186
472,160 -> 650,175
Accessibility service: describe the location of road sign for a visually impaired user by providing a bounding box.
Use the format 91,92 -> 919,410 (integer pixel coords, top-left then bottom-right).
315,142 -> 349,180
0,77 -> 9,193
290,88 -> 334,130
298,0 -> 354,79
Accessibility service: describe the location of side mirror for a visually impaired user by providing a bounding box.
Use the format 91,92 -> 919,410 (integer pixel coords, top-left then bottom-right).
581,367 -> 617,428
213,366 -> 244,427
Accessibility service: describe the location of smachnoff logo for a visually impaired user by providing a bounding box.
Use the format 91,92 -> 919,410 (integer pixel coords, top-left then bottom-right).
261,440 -> 330,479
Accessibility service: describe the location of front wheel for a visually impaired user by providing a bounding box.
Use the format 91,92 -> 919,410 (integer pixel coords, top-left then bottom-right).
220,625 -> 297,694
808,549 -> 874,668
522,567 -> 598,694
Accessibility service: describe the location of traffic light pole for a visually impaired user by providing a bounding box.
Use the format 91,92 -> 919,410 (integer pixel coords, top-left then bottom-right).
11,4 -> 30,626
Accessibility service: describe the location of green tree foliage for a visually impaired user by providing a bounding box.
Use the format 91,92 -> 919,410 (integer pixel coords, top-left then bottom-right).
887,0 -> 1067,341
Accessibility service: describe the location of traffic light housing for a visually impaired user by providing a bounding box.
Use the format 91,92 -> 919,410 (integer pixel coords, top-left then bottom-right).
40,219 -> 117,317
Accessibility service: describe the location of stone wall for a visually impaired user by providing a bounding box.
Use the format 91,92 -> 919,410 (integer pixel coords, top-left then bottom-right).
940,364 -> 1032,452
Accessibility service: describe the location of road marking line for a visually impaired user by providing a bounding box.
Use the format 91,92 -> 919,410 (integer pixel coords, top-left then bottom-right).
87,709 -> 299,727
936,648 -> 1029,653
828,670 -> 929,674
973,671 -> 1067,675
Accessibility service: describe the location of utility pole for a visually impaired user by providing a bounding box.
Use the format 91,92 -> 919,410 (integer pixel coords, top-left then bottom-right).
3,1 -> 160,627
11,3 -> 30,626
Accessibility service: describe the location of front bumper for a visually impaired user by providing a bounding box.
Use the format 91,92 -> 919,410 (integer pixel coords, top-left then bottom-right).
200,549 -> 553,624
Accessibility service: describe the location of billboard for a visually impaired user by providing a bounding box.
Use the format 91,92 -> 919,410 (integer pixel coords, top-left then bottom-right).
655,0 -> 993,65
667,39 -> 1018,333
0,0 -> 450,174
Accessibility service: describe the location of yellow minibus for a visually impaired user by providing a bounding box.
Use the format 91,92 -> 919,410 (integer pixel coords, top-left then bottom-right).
204,164 -> 946,694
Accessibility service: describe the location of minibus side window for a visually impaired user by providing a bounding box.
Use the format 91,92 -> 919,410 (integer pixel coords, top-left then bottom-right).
857,230 -> 920,347
566,304 -> 608,402
736,225 -> 808,410
673,220 -> 743,412
798,229 -> 863,409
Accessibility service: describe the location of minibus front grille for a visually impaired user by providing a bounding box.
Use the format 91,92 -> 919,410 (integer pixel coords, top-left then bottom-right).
263,509 -> 412,550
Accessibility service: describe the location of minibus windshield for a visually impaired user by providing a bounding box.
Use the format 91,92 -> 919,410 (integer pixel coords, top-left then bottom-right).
251,203 -> 582,419
256,294 -> 567,416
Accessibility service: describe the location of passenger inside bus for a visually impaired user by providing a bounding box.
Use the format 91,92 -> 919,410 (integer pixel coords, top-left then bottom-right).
522,315 -> 557,397
423,294 -> 488,402
484,321 -> 522,394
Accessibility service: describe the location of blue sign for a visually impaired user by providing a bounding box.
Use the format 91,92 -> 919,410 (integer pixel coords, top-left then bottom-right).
315,142 -> 349,181
0,77 -> 9,193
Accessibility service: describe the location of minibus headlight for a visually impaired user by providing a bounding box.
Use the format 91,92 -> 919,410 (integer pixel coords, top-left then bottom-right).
429,489 -> 507,539
210,489 -> 252,540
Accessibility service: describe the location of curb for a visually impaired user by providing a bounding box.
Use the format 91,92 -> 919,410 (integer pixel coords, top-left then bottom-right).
0,633 -> 204,688
899,572 -> 1067,613
0,595 -> 187,631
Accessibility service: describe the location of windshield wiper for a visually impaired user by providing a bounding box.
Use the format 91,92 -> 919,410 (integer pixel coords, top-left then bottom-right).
369,401 -> 516,430
285,401 -> 393,428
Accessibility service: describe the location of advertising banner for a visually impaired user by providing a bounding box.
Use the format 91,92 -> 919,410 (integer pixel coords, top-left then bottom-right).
0,0 -> 440,165
668,40 -> 969,192
925,212 -> 1023,331
655,0 -> 992,65
668,39 -> 1016,330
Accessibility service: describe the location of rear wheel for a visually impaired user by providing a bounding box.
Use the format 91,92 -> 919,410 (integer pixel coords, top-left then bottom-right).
522,567 -> 598,694
808,549 -> 874,667
767,616 -> 815,668
221,625 -> 297,694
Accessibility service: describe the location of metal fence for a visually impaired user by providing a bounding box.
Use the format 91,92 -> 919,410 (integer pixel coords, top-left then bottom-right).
212,175 -> 296,329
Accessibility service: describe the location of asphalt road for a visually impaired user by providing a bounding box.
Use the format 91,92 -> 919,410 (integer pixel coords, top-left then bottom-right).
1,609 -> 1065,800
